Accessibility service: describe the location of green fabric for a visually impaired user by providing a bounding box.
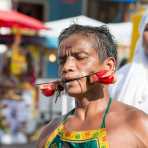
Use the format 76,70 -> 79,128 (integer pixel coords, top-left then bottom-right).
62,97 -> 112,128
50,135 -> 99,148
48,98 -> 112,148
101,97 -> 112,128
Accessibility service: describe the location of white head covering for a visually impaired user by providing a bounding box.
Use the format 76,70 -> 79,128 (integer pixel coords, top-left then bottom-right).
109,11 -> 148,113
133,11 -> 148,65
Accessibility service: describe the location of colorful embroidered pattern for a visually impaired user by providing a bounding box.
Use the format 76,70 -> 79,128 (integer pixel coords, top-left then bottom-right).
59,127 -> 109,147
44,98 -> 112,148
44,124 -> 64,148
45,125 -> 109,148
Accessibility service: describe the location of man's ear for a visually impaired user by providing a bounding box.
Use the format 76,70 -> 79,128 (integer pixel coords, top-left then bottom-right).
103,57 -> 117,83
103,57 -> 116,73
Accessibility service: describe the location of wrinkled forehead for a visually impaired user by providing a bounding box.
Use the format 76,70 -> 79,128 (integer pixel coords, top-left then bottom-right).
58,33 -> 98,55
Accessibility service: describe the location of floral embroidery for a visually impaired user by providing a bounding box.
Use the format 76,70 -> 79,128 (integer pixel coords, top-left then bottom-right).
45,125 -> 109,148
59,127 -> 109,148
75,133 -> 81,139
44,124 -> 64,148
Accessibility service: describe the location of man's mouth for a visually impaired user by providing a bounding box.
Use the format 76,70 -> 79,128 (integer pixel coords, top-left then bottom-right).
62,73 -> 91,83
62,77 -> 79,83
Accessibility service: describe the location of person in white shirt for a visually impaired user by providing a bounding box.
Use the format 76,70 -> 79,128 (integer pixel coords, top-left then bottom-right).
109,11 -> 148,114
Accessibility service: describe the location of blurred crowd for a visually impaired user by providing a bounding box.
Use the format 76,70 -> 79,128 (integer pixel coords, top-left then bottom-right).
0,35 -> 39,145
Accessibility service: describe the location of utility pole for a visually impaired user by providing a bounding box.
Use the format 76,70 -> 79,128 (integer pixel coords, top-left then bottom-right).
82,0 -> 88,15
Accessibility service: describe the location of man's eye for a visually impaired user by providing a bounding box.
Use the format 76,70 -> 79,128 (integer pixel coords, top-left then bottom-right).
76,55 -> 87,60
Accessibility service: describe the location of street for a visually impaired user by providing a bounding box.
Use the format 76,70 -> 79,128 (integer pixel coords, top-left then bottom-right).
0,142 -> 36,148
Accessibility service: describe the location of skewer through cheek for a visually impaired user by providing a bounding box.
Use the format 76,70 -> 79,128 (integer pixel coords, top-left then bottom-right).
39,70 -> 115,97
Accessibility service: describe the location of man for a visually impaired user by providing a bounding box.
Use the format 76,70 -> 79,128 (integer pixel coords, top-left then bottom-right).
38,24 -> 148,148
109,11 -> 148,114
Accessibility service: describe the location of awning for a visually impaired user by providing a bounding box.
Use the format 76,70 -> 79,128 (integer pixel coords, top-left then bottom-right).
0,34 -> 47,46
111,0 -> 137,3
0,10 -> 49,30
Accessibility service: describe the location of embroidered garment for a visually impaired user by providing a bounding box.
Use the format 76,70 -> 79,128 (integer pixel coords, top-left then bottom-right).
44,98 -> 112,148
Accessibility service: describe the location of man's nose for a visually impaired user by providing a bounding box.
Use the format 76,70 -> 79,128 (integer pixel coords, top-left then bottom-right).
62,57 -> 76,73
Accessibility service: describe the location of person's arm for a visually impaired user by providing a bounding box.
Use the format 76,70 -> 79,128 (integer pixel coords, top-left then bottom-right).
37,117 -> 63,148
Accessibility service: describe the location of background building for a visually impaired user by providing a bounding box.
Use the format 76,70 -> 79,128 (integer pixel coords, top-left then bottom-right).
86,0 -> 138,23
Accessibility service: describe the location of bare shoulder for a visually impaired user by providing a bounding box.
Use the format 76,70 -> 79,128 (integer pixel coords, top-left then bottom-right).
127,108 -> 148,147
37,116 -> 64,148
114,100 -> 148,125
114,100 -> 148,147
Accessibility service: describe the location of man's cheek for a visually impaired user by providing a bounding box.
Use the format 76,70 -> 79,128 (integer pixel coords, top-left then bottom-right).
78,60 -> 99,74
79,65 -> 94,75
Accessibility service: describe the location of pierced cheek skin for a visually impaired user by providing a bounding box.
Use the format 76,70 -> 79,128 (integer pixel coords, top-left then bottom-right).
64,58 -> 97,89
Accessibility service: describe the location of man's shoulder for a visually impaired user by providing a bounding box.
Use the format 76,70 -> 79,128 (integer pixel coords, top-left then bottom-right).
41,116 -> 63,135
113,100 -> 148,122
127,108 -> 148,147
37,116 -> 64,148
114,100 -> 148,146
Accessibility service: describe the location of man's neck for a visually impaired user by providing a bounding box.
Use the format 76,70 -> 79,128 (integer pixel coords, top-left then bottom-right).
74,86 -> 110,121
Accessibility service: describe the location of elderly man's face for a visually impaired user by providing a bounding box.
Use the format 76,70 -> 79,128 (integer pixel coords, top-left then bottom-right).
143,23 -> 148,56
58,33 -> 103,96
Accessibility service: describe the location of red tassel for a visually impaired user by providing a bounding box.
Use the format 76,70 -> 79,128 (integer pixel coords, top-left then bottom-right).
91,70 -> 114,84
40,83 -> 56,97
